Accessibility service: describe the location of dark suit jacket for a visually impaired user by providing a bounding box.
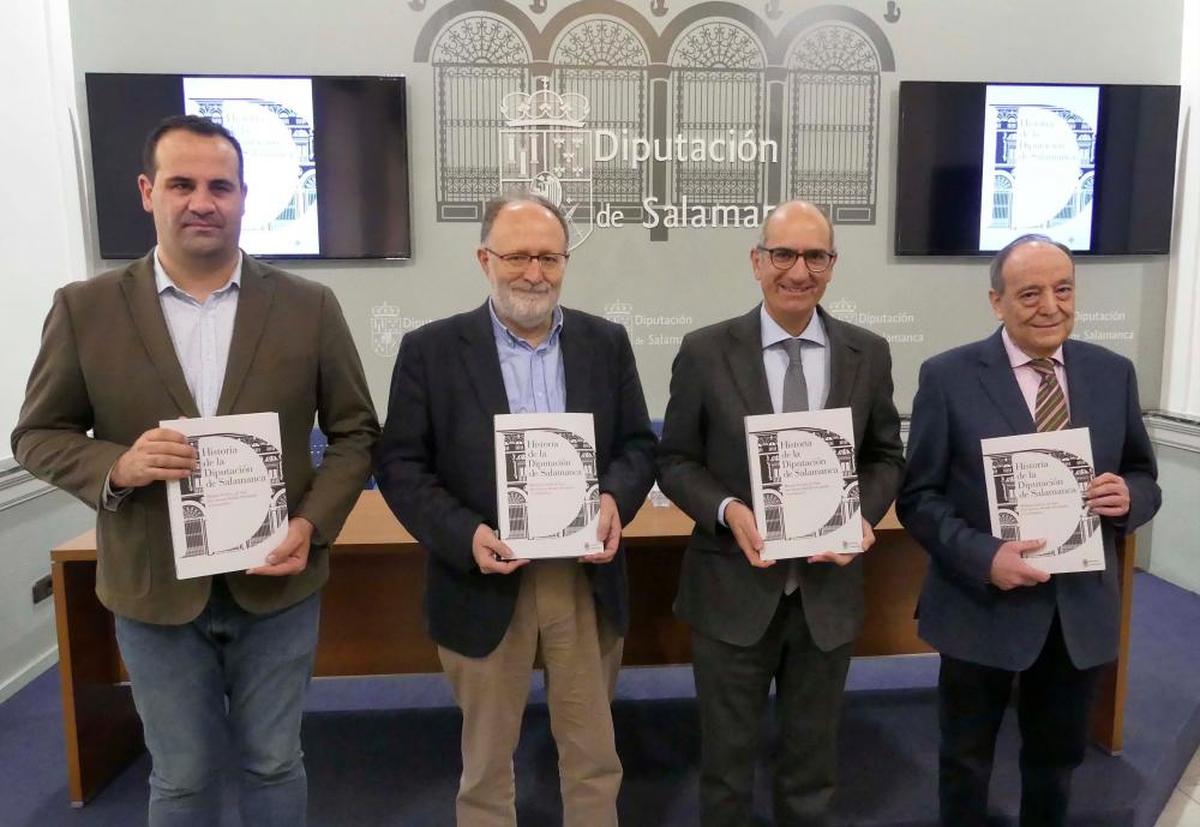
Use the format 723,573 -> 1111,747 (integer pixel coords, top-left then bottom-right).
374,302 -> 657,658
12,253 -> 380,624
656,305 -> 905,651
897,329 -> 1161,671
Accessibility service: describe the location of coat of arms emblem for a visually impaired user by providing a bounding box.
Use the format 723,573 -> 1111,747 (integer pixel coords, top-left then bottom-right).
499,77 -> 594,249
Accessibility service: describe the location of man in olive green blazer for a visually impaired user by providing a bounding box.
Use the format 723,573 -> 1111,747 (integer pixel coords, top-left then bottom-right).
12,115 -> 378,826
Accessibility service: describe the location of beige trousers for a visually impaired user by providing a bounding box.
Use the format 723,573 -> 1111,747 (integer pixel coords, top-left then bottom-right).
438,560 -> 624,827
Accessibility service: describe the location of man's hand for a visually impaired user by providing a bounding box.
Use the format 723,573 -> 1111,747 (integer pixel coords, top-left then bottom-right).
472,523 -> 529,575
247,517 -> 314,577
1086,472 -> 1130,517
989,539 -> 1051,590
809,517 -> 876,566
725,500 -> 774,568
582,493 -> 621,564
110,428 -> 196,488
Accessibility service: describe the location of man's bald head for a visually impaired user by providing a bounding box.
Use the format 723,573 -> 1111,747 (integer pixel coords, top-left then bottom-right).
760,201 -> 835,250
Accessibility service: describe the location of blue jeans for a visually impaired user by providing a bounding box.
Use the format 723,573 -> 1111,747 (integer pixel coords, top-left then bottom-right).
114,578 -> 320,827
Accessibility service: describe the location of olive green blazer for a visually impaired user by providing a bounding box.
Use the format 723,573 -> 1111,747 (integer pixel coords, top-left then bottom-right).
12,253 -> 379,623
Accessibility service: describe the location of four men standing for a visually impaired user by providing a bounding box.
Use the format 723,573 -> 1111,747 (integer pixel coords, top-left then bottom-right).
12,113 -> 1162,826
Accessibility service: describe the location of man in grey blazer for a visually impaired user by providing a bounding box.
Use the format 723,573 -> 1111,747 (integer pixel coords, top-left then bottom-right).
898,235 -> 1160,826
657,200 -> 905,826
13,116 -> 379,826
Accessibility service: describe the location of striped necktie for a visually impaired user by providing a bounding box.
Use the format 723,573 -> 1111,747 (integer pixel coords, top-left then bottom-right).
1030,358 -> 1069,431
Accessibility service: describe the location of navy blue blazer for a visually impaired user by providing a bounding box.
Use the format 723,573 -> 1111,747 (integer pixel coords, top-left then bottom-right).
374,302 -> 657,658
897,328 -> 1160,671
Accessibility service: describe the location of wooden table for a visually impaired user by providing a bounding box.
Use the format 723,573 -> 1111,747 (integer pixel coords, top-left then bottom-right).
50,492 -> 1134,806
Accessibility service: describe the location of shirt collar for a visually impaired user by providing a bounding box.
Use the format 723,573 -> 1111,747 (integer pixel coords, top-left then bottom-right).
760,304 -> 827,352
153,247 -> 243,298
488,299 -> 564,350
1001,327 -> 1064,368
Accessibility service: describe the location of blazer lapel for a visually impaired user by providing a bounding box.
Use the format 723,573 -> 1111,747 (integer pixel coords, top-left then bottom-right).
560,310 -> 591,413
725,307 -> 772,415
978,328 -> 1036,434
217,257 -> 274,416
821,308 -> 861,409
1061,339 -> 1095,432
459,302 -> 511,417
120,255 -> 200,418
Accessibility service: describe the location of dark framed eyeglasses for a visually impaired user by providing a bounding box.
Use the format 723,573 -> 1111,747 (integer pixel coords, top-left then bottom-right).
756,246 -> 837,273
484,248 -> 570,272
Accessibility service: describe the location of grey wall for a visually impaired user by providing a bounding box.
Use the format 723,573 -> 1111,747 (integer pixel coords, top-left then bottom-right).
1142,421 -> 1200,593
67,0 -> 1183,418
0,492 -> 92,702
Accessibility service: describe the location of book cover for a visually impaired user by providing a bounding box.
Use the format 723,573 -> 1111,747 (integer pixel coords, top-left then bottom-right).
494,413 -> 604,559
744,407 -> 863,560
161,412 -> 289,579
981,427 -> 1105,574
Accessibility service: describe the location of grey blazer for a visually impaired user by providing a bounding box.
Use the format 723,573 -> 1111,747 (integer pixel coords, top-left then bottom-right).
657,305 -> 905,650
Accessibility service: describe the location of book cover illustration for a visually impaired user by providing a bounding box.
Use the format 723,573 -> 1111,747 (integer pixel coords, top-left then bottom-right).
981,427 -> 1104,574
162,412 -> 289,579
745,408 -> 863,560
495,413 -> 603,559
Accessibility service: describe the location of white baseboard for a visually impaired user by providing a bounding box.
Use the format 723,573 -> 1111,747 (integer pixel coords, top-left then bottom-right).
0,646 -> 59,706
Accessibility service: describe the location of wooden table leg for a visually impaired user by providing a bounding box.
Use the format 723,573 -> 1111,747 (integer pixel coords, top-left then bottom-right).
53,559 -> 144,805
1089,536 -> 1135,755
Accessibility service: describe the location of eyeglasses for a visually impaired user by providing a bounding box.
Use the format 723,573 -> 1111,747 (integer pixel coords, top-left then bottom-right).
484,248 -> 570,272
756,246 -> 837,273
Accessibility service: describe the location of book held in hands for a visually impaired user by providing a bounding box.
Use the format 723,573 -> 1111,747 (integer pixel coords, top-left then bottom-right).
161,412 -> 289,579
981,427 -> 1104,574
744,407 -> 863,560
494,413 -> 604,559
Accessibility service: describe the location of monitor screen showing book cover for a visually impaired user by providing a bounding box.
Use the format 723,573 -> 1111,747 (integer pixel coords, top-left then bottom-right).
86,73 -> 411,260
894,81 -> 1179,256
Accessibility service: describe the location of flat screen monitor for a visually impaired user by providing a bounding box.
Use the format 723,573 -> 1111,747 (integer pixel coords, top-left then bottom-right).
85,73 -> 411,260
894,81 -> 1179,256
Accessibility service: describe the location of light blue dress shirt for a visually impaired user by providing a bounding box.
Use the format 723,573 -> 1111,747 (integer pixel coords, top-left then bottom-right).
488,300 -> 567,415
153,249 -> 242,418
103,251 -> 242,508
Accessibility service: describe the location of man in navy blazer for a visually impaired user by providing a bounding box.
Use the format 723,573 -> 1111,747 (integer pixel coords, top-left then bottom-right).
374,194 -> 656,827
898,235 -> 1160,827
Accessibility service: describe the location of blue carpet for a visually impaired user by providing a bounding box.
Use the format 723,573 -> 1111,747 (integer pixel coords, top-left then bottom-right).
2,572 -> 1197,826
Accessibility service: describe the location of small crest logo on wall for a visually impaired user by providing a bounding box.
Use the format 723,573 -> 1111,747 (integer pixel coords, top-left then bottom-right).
828,297 -> 858,323
370,302 -> 404,358
603,300 -> 634,331
499,77 -> 595,249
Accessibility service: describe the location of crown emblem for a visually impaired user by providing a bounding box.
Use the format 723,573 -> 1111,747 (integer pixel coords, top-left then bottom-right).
500,76 -> 589,128
604,300 -> 633,315
828,298 -> 857,314
371,301 -> 401,319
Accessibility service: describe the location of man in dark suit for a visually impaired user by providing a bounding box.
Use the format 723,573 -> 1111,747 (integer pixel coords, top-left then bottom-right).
12,115 -> 379,826
374,194 -> 656,827
898,234 -> 1160,827
657,200 -> 905,826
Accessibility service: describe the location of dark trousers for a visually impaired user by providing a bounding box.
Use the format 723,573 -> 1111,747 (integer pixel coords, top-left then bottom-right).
692,591 -> 854,827
938,614 -> 1103,827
